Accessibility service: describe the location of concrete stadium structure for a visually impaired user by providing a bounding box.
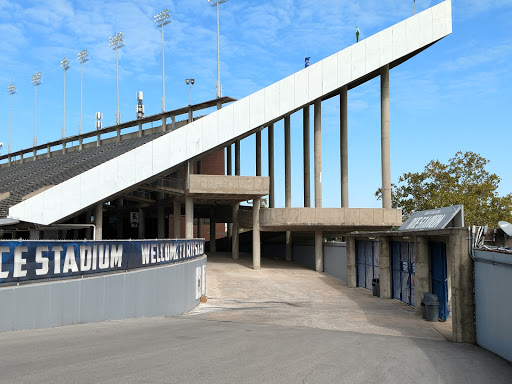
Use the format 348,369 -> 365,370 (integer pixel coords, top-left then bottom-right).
2,2 -> 452,271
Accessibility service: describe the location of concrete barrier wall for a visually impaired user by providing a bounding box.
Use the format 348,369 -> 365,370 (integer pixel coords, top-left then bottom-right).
474,249 -> 512,362
0,256 -> 206,333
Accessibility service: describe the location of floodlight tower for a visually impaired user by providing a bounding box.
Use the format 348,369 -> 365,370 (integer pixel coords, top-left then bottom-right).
154,9 -> 172,112
208,0 -> 230,98
77,49 -> 89,135
109,32 -> 125,125
186,78 -> 195,105
32,72 -> 42,147
61,57 -> 70,138
7,84 -> 16,154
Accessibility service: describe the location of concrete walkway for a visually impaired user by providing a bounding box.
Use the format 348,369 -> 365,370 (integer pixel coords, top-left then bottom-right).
186,252 -> 446,340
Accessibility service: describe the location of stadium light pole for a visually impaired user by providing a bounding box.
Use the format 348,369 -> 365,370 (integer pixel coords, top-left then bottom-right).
208,0 -> 229,99
61,57 -> 70,138
109,32 -> 125,125
77,49 -> 89,135
7,84 -> 16,154
154,9 -> 172,112
32,72 -> 42,147
186,78 -> 195,105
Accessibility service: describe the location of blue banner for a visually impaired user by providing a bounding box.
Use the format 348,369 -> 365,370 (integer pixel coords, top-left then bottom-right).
0,239 -> 204,284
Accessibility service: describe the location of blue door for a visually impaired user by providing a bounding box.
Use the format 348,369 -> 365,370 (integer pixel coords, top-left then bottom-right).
356,240 -> 379,290
391,242 -> 416,306
430,242 -> 449,321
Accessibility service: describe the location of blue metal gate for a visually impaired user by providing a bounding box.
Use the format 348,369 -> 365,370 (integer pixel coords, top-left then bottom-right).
391,242 -> 416,306
430,242 -> 449,321
356,240 -> 379,290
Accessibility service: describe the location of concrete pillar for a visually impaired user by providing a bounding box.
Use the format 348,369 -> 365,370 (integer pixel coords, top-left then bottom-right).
62,142 -> 66,154
286,232 -> 292,262
378,237 -> 391,299
85,210 -> 92,239
252,197 -> 261,270
232,203 -> 240,260
268,124 -> 275,208
210,207 -> 216,252
314,100 -> 322,208
188,109 -> 193,123
197,218 -> 202,238
171,115 -> 176,130
303,106 -> 311,207
96,134 -> 101,147
79,138 -> 83,151
314,230 -> 323,272
116,127 -> 121,142
173,201 -> 181,238
285,116 -> 291,207
158,206 -> 165,239
20,153 -> 24,164
256,131 -> 261,176
227,145 -> 232,175
414,236 -> 430,317
235,140 -> 240,176
33,149 -> 36,161
138,121 -> 142,138
346,237 -> 357,288
95,203 -> 103,241
162,116 -> 167,132
138,208 -> 145,239
116,199 -> 124,239
340,86 -> 349,207
185,197 -> 194,239
380,64 -> 392,209
47,145 -> 51,158
450,229 -> 476,343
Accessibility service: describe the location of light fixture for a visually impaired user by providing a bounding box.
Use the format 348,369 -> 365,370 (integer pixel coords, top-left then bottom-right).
77,49 -> 89,135
109,32 -> 125,125
154,9 -> 172,112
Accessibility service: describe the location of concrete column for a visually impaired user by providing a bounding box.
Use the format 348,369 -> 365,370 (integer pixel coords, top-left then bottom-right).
188,109 -> 193,124
285,116 -> 291,207
303,106 -> 311,207
116,127 -> 121,142
171,115 -> 176,130
340,86 -> 349,207
138,208 -> 145,239
158,206 -> 165,239
314,230 -> 323,272
346,237 -> 357,288
85,210 -> 92,239
210,207 -> 216,252
79,138 -> 83,151
227,145 -> 232,175
252,197 -> 261,270
173,201 -> 181,238
116,199 -> 124,239
256,131 -> 261,176
185,197 -> 194,239
197,218 -> 202,238
95,203 -> 103,241
378,237 -> 391,299
268,124 -> 275,208
96,134 -> 101,147
138,121 -> 142,138
20,153 -> 24,164
314,100 -> 322,208
414,236 -> 430,317
162,116 -> 167,132
62,142 -> 66,154
286,232 -> 292,262
380,64 -> 392,209
232,203 -> 240,260
235,140 -> 240,176
33,149 -> 37,161
450,229 -> 476,343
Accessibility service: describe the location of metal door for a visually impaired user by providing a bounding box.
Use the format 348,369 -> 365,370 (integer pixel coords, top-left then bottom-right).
356,240 -> 379,290
430,242 -> 449,321
391,242 -> 416,306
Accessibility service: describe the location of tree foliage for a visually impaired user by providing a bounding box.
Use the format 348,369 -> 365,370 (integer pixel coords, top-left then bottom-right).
376,151 -> 512,227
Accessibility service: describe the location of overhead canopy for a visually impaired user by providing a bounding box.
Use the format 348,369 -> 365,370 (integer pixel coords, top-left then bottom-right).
399,205 -> 464,231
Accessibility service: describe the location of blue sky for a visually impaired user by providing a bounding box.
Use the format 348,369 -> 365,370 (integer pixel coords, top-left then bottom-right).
0,0 -> 511,209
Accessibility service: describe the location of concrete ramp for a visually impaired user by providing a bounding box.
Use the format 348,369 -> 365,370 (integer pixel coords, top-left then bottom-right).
8,1 -> 452,225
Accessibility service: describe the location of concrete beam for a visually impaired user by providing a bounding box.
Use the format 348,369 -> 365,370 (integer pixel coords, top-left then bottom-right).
340,86 -> 349,207
185,197 -> 193,239
315,231 -> 323,272
314,100 -> 322,208
303,106 -> 311,208
268,124 -> 275,208
253,198 -> 261,270
381,64 -> 391,209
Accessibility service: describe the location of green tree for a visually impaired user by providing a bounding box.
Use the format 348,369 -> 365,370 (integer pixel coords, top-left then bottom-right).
376,151 -> 512,227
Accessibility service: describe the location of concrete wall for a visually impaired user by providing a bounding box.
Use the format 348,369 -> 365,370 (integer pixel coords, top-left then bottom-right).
324,242 -> 347,282
474,249 -> 512,362
0,256 -> 206,333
